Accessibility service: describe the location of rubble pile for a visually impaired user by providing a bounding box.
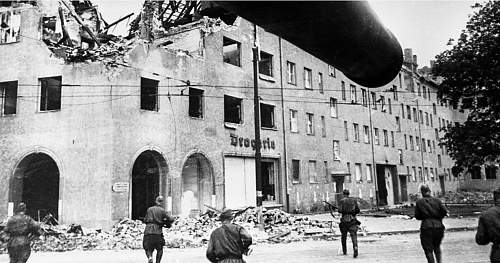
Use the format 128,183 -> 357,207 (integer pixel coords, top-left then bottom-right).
441,190 -> 493,204
46,37 -> 136,68
0,209 -> 338,254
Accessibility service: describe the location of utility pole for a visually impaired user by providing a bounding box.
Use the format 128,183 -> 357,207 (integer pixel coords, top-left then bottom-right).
416,98 -> 426,184
367,95 -> 379,208
252,24 -> 263,229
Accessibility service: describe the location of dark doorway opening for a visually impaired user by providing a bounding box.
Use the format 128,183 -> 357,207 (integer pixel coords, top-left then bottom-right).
439,176 -> 445,195
132,151 -> 167,220
10,153 -> 60,220
181,153 -> 213,216
400,175 -> 408,202
376,165 -> 387,206
391,166 -> 400,204
261,161 -> 277,202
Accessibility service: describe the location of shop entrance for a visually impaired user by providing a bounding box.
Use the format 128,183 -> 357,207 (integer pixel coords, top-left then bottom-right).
10,153 -> 60,220
181,153 -> 214,216
261,160 -> 278,203
131,150 -> 167,220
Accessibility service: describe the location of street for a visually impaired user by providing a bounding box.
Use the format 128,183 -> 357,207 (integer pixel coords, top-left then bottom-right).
0,231 -> 490,263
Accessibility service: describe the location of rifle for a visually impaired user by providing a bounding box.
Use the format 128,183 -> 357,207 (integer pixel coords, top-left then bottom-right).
323,201 -> 338,218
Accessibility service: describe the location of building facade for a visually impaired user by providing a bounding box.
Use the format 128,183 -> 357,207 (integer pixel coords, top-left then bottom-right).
0,3 -> 473,228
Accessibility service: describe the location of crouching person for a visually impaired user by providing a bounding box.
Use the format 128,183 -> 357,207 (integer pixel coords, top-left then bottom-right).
206,209 -> 253,263
5,203 -> 41,263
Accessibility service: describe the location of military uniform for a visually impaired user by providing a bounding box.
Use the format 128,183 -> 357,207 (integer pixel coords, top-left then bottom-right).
338,196 -> 360,257
415,195 -> 448,263
5,213 -> 40,263
476,206 -> 500,262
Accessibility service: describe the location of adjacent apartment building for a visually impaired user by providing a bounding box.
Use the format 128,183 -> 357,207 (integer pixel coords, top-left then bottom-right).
0,2 -> 478,228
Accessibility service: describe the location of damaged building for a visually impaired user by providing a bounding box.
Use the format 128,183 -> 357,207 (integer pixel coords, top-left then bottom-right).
0,0 -> 475,228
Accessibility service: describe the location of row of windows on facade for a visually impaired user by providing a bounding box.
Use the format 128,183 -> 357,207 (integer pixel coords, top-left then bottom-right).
470,166 -> 498,180
223,37 -> 337,91
290,159 -> 458,185
0,77 -> 61,115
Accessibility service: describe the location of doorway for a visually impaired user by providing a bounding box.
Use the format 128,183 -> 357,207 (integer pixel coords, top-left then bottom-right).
131,150 -> 167,220
399,175 -> 408,202
181,153 -> 213,216
10,153 -> 60,220
439,176 -> 445,195
376,165 -> 387,206
261,160 -> 277,202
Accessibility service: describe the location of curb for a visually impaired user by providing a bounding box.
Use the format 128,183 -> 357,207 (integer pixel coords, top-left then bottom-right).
365,226 -> 478,236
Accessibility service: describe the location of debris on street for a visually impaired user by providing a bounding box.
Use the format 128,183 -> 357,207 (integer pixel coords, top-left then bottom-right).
0,208 -> 339,254
441,190 -> 493,204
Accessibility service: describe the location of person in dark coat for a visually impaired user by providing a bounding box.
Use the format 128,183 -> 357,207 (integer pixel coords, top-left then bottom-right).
476,187 -> 500,263
206,209 -> 253,263
143,196 -> 174,263
4,203 -> 41,263
338,189 -> 360,258
415,185 -> 448,263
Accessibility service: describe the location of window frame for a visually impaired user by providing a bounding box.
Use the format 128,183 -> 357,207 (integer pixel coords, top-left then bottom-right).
286,61 -> 297,85
222,37 -> 241,67
39,76 -> 62,112
304,67 -> 312,89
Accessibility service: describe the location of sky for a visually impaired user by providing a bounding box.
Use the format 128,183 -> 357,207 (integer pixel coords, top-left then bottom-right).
94,0 -> 478,68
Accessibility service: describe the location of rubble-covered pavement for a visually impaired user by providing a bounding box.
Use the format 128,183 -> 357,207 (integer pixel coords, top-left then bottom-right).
0,208 -> 343,254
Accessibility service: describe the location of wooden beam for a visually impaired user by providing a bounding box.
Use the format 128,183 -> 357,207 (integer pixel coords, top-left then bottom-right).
60,0 -> 101,46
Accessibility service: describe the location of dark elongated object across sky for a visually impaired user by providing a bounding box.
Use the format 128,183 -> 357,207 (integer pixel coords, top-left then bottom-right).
208,1 -> 403,88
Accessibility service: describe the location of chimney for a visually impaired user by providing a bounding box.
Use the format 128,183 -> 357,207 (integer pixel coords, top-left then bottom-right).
430,60 -> 436,69
404,48 -> 413,64
412,54 -> 418,68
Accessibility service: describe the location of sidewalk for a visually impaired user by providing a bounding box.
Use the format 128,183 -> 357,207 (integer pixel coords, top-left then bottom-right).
297,213 -> 479,236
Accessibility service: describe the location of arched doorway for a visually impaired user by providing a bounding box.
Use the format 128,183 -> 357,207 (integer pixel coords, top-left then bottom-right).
181,153 -> 214,216
10,153 -> 60,220
131,150 -> 168,220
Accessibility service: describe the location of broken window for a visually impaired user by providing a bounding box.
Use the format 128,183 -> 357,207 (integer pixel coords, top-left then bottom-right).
383,129 -> 388,146
304,67 -> 312,89
0,10 -> 21,44
259,51 -> 273,77
260,103 -> 275,128
407,105 -> 412,119
333,140 -> 340,160
140,78 -> 159,111
330,98 -> 338,118
388,98 -> 392,114
366,164 -> 373,182
410,136 -> 414,150
318,72 -> 324,93
306,112 -> 314,135
308,160 -> 318,183
286,61 -> 296,85
396,116 -> 401,132
380,95 -> 385,112
470,166 -> 481,179
328,65 -> 336,77
224,95 -> 242,124
374,128 -> 379,145
292,159 -> 300,183
0,81 -> 17,115
290,109 -> 298,132
391,131 -> 395,147
398,149 -> 403,164
188,88 -> 203,118
40,76 -> 62,111
353,123 -> 360,142
223,37 -> 240,67
363,125 -> 370,144
361,89 -> 367,107
350,84 -> 357,103
355,163 -> 362,182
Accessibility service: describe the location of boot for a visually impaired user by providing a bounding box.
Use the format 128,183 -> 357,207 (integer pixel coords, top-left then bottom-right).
353,246 -> 358,258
